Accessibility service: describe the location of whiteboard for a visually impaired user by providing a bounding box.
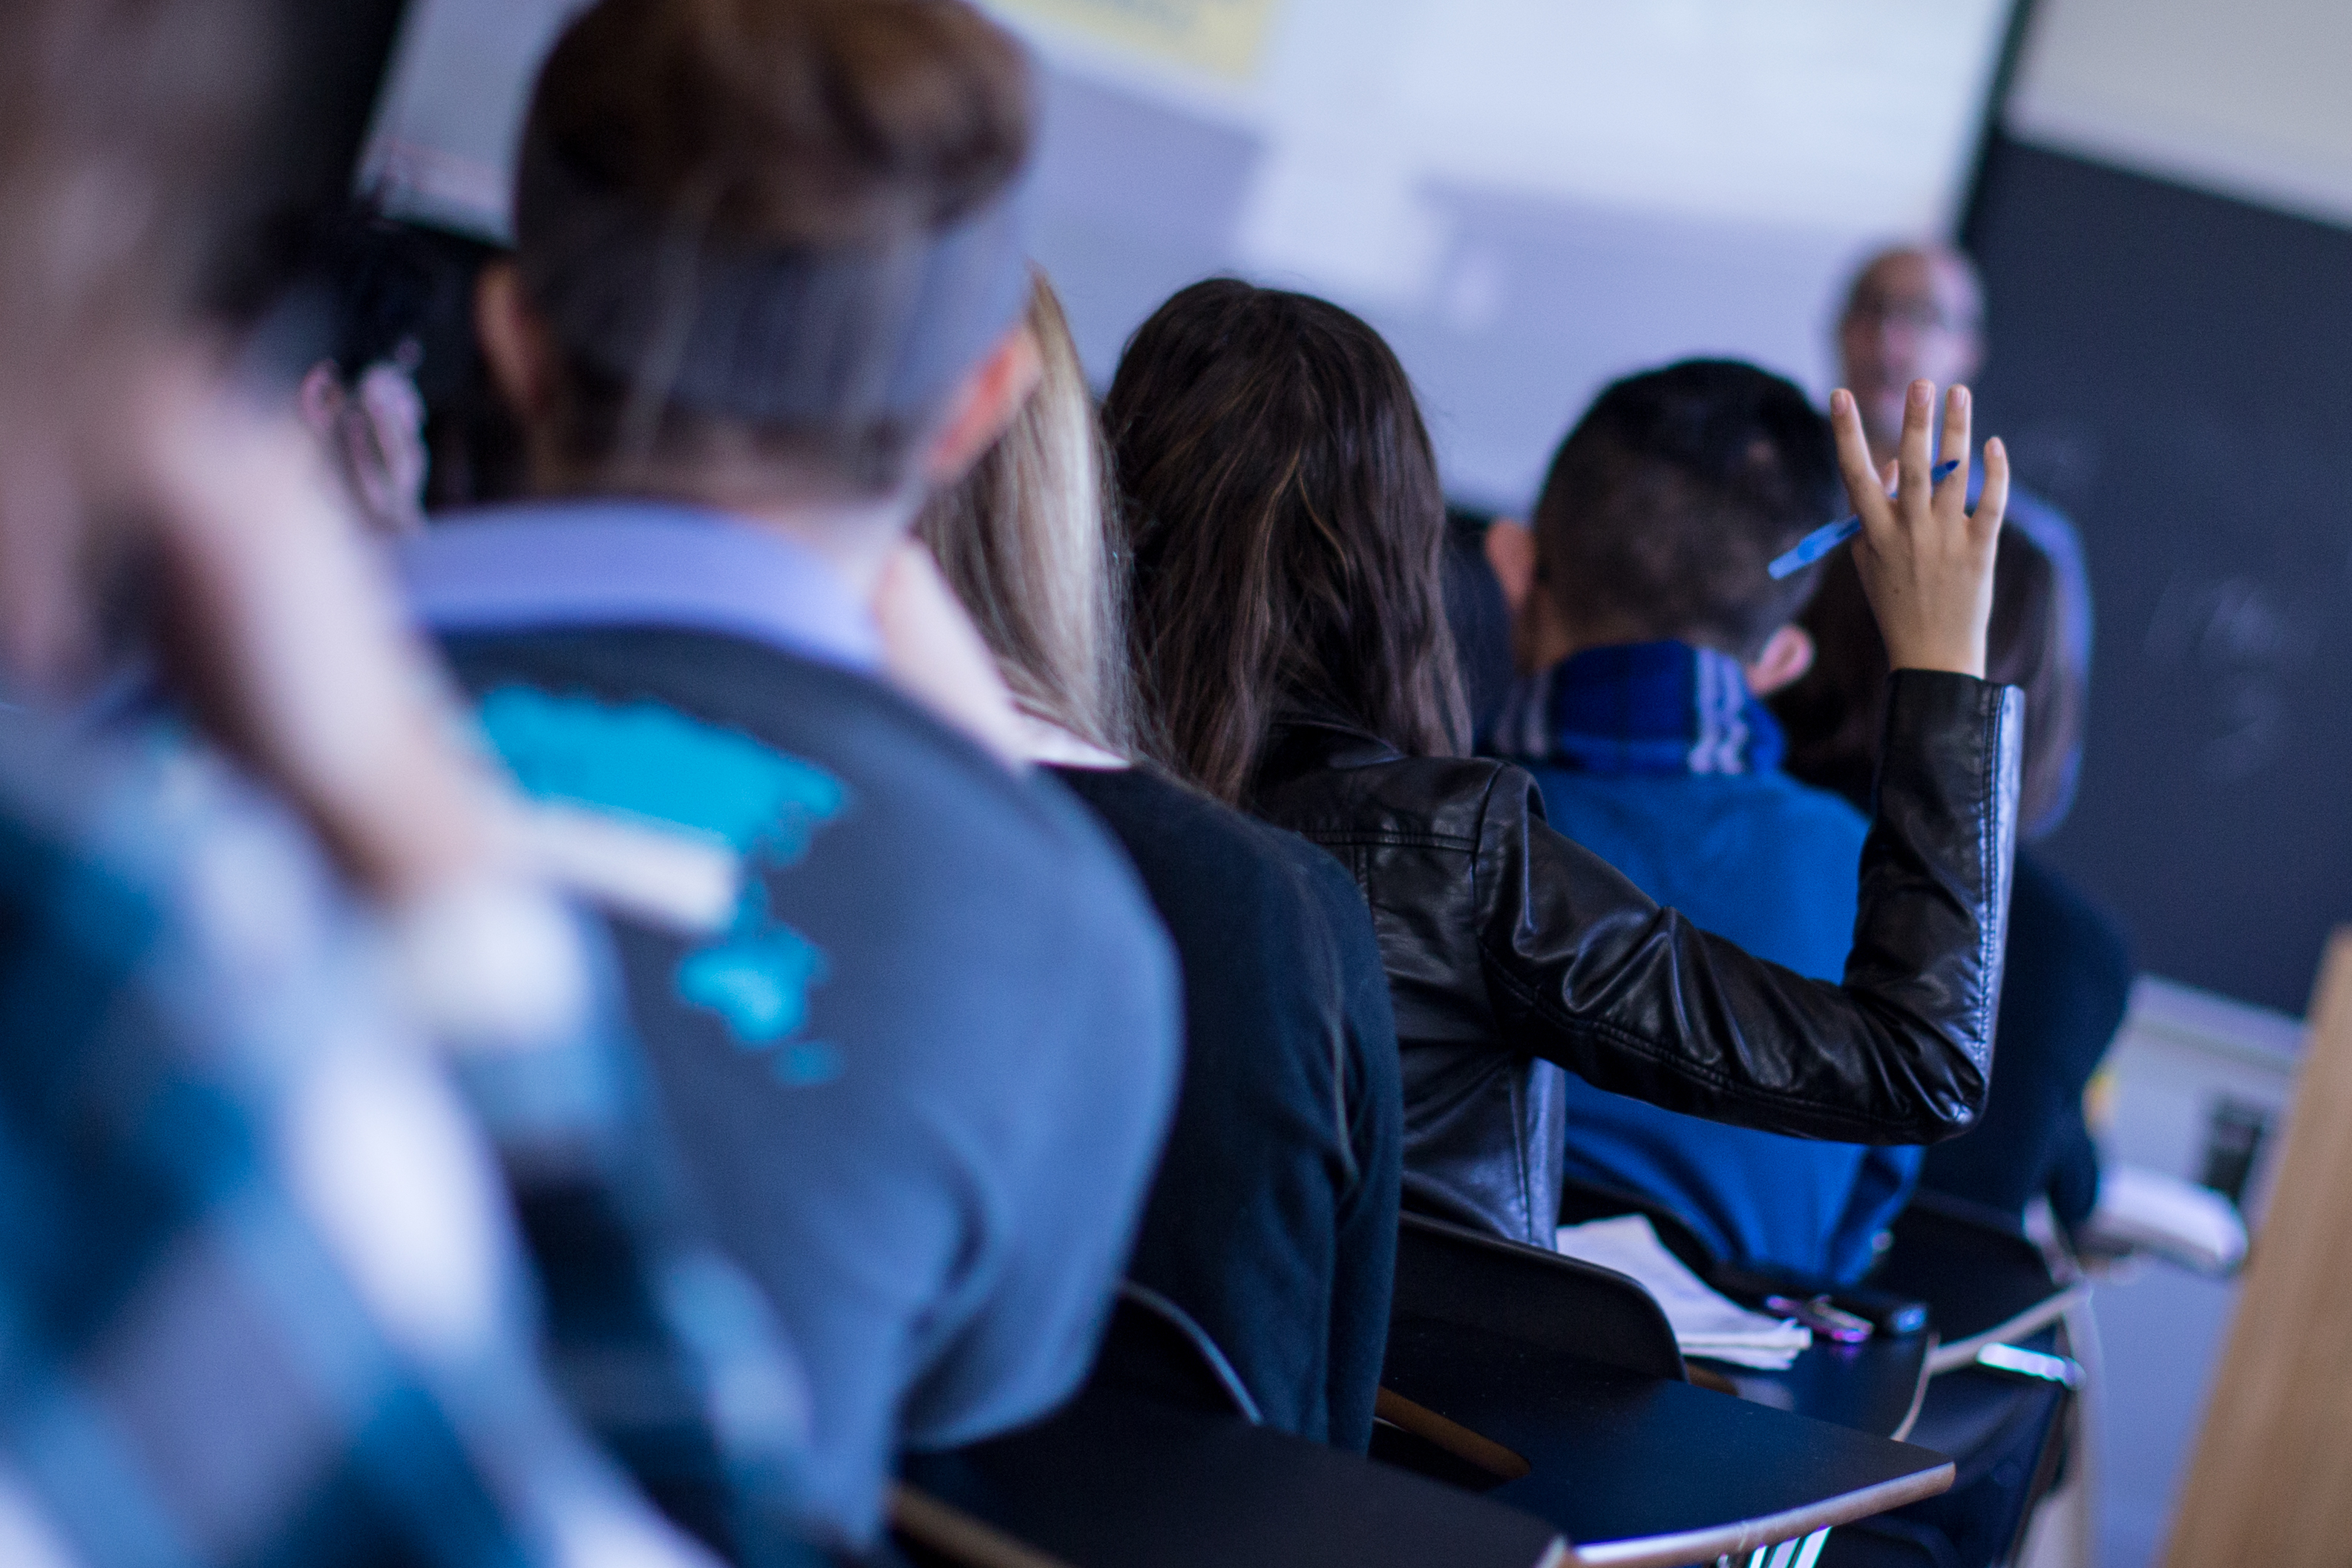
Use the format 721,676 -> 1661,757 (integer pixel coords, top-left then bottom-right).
2006,0 -> 2352,231
358,0 -> 2014,505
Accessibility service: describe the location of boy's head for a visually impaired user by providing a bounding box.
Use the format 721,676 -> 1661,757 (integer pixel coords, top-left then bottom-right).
1530,359 -> 1840,669
478,0 -> 1038,507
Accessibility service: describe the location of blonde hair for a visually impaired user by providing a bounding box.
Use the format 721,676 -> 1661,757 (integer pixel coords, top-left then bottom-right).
918,272 -> 1135,754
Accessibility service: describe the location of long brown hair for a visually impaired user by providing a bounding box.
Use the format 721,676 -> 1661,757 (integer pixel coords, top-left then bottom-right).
1773,528 -> 2081,839
918,272 -> 1134,753
1104,279 -> 1465,804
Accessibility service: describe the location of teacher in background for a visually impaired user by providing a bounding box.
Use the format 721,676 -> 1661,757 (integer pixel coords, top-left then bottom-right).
1836,243 -> 2091,836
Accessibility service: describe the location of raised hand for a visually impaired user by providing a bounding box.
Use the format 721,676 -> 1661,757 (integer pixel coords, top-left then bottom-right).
1829,378 -> 2007,678
138,358 -> 520,905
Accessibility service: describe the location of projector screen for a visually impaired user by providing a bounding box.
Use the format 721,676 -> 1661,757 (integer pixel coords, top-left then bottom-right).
360,0 -> 2014,505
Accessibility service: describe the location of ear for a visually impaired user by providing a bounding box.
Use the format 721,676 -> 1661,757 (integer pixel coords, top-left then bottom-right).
1484,518 -> 1538,617
1745,623 -> 1815,695
922,325 -> 1044,488
295,363 -> 346,439
474,261 -> 558,424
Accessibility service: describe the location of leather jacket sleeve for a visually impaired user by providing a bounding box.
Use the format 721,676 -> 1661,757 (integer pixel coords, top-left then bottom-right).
1477,670 -> 2022,1143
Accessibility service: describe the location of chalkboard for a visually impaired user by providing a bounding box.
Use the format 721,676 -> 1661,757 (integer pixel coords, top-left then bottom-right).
1965,133 -> 2352,1014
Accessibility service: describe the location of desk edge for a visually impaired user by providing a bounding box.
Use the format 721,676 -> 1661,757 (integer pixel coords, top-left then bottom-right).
1927,1286 -> 2090,1375
1890,1332 -> 1937,1443
1563,1459 -> 1958,1568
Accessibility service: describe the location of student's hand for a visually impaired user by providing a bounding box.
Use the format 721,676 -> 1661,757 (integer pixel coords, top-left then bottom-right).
869,537 -> 1029,769
1831,378 -> 2007,678
137,358 -> 522,905
298,356 -> 430,539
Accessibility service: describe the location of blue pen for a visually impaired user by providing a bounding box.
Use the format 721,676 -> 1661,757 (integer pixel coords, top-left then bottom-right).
1768,459 -> 1962,580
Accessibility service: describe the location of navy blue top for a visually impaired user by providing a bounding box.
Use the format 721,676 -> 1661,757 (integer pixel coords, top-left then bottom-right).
1919,850 -> 2131,1227
1975,476 -> 2092,835
1493,641 -> 1920,1284
402,505 -> 1181,1548
1052,764 -> 1401,1449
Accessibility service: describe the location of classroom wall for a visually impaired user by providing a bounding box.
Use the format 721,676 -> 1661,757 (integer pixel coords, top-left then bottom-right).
344,0 -> 2347,1014
2005,0 -> 2352,228
1006,0 -> 2010,510
1968,0 -> 2352,1015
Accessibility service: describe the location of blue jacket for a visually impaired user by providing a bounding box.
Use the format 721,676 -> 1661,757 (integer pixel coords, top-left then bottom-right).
1495,641 -> 1920,1283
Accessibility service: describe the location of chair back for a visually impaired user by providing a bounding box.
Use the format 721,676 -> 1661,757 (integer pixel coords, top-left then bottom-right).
1874,1188 -> 2073,1362
1392,1211 -> 1685,1380
1086,1283 -> 1262,1423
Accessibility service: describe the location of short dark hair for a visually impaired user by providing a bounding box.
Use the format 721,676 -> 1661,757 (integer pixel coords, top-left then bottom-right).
1106,279 -> 1466,805
516,0 -> 1033,491
1772,529 -> 2082,839
1531,359 -> 1841,660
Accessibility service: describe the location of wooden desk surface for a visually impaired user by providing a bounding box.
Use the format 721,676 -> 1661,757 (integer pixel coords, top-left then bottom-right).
902,1384 -> 1570,1568
1382,1315 -> 1955,1568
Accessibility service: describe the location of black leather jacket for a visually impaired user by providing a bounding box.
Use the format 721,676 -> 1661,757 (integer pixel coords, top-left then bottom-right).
1252,670 -> 2022,1247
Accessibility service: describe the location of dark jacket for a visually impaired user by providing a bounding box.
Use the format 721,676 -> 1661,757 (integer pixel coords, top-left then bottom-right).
1252,670 -> 2022,1247
1919,848 -> 2132,1227
1052,765 -> 1401,1449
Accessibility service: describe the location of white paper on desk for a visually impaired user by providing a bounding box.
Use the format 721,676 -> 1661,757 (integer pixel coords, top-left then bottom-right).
1555,1215 -> 1812,1371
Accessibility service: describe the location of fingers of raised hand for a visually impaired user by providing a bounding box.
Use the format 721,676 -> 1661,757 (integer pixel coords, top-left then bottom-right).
1936,386 -> 1973,516
1829,388 -> 1892,528
1972,435 -> 2011,540
1895,378 -> 1937,514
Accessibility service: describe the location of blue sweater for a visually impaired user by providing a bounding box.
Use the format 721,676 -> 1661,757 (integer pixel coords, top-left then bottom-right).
1498,643 -> 1919,1284
402,509 -> 1180,1548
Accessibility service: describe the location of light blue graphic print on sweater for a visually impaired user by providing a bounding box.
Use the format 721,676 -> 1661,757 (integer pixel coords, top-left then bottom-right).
478,686 -> 850,1083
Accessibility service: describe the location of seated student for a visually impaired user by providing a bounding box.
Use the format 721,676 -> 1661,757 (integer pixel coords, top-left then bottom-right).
1107,279 -> 2022,1252
399,0 -> 1181,1548
0,5 -> 746,1561
1775,536 -> 2130,1237
1484,359 -> 1917,1285
917,275 -> 1403,1449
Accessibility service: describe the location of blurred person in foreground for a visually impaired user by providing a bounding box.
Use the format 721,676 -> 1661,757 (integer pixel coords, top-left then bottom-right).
0,2 -> 794,1564
402,0 -> 1181,1548
918,274 -> 1403,1449
1836,243 -> 2090,835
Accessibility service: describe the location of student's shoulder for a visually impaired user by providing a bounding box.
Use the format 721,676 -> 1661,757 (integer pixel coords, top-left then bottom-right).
1752,767 -> 1872,845
0,713 -> 393,1098
447,626 -> 1102,850
1063,764 -> 1297,868
1258,744 -> 1522,849
1058,765 -> 1342,936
